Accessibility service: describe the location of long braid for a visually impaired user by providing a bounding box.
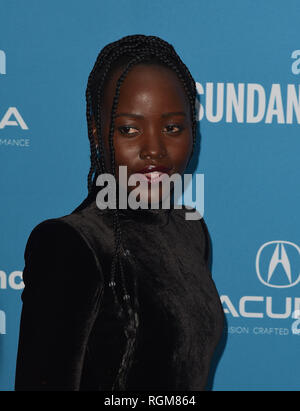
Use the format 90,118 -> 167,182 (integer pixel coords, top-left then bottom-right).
85,35 -> 197,391
106,55 -> 151,390
95,53 -> 147,390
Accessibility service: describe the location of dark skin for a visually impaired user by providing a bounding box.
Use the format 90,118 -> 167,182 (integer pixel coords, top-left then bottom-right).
92,64 -> 193,206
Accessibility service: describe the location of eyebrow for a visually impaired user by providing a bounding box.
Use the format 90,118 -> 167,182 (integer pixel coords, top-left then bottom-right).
115,111 -> 186,119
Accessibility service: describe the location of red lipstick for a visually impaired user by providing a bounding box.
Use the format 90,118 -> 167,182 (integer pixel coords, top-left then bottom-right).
135,165 -> 171,184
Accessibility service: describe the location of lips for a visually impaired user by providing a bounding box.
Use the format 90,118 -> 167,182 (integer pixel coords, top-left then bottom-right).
135,165 -> 171,184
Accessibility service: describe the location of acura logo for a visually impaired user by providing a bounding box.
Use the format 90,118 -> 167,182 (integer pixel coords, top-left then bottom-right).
256,241 -> 300,288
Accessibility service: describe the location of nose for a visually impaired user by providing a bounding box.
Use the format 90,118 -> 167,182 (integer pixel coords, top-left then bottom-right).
139,129 -> 167,161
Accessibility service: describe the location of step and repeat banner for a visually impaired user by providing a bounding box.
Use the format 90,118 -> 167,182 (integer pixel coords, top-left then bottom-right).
0,0 -> 299,391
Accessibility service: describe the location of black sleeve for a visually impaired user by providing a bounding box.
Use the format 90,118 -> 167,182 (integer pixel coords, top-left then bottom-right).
14,219 -> 104,391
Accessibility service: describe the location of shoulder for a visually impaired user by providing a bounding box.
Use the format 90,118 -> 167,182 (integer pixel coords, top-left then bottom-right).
25,200 -> 107,261
24,217 -> 86,262
23,213 -> 104,287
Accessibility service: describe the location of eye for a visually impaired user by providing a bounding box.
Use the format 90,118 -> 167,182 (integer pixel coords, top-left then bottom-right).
118,126 -> 139,136
163,124 -> 184,134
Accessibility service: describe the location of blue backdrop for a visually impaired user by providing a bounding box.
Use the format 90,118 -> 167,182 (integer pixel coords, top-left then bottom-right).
1,0 -> 299,391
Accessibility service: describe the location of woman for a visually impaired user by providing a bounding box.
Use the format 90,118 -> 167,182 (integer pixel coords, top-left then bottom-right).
15,34 -> 224,391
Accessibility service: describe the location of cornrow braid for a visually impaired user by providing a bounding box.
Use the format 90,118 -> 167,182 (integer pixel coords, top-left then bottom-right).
104,54 -> 151,390
85,34 -> 198,391
86,48 -> 139,189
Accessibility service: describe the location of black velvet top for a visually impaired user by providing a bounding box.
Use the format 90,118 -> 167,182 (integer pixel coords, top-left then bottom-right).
15,193 -> 224,391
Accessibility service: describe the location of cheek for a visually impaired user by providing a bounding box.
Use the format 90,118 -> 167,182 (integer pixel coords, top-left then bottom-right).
114,142 -> 136,165
168,135 -> 193,173
101,128 -> 130,174
113,141 -> 139,180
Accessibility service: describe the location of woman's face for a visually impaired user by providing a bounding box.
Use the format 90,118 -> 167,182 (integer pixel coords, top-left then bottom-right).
92,63 -> 193,207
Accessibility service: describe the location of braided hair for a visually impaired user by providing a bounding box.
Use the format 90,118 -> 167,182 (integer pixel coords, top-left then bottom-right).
85,34 -> 197,391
